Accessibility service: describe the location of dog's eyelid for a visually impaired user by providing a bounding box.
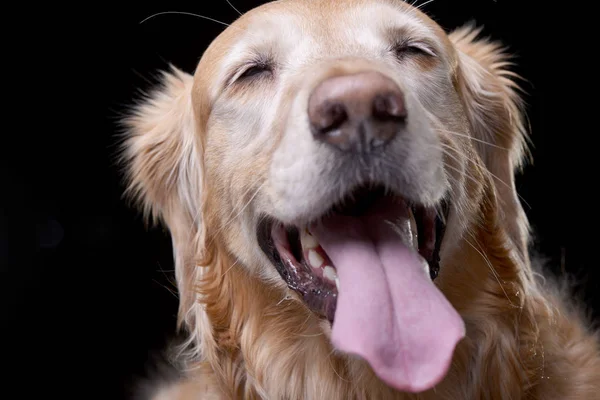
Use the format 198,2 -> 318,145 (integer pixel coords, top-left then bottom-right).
227,59 -> 274,86
392,38 -> 437,58
408,42 -> 436,57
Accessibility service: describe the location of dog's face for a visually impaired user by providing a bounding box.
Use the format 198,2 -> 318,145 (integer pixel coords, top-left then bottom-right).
201,1 -> 457,238
201,2 -> 469,274
125,0 -> 528,394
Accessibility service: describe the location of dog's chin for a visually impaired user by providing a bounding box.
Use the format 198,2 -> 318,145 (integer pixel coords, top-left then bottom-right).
257,183 -> 449,323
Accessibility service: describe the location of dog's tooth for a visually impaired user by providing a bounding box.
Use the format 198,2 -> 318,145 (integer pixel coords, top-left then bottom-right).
323,265 -> 338,281
408,208 -> 418,250
335,277 -> 340,291
301,229 -> 319,250
308,249 -> 324,268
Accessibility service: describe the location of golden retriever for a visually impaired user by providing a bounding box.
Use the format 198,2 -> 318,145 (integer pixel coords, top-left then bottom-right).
122,0 -> 600,398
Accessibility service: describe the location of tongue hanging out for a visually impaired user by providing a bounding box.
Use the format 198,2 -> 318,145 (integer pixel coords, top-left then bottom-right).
310,197 -> 465,393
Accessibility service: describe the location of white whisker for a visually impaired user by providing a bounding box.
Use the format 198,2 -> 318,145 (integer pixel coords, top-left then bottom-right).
295,331 -> 325,338
220,259 -> 240,279
434,130 -> 532,209
276,295 -> 292,306
464,234 -> 517,308
486,168 -> 532,210
152,279 -> 179,299
191,174 -> 265,236
438,128 -> 510,151
140,11 -> 233,27
156,261 -> 178,289
225,0 -> 243,16
416,0 -> 436,10
327,349 -> 352,383
207,181 -> 268,248
444,163 -> 482,189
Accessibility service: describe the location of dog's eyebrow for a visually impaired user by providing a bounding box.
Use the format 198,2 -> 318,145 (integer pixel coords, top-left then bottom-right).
384,25 -> 438,48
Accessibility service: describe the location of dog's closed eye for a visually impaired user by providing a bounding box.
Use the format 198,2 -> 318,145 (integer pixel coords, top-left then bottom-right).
392,41 -> 436,60
234,61 -> 273,83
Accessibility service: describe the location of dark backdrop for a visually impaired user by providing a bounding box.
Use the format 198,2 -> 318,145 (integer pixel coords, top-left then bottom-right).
3,1 -> 598,398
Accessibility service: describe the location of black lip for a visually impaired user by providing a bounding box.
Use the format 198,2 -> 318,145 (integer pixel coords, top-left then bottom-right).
258,218 -> 338,322
430,200 -> 449,280
257,217 -> 286,278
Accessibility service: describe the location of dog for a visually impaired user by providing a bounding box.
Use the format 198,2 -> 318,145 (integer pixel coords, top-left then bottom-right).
121,0 -> 600,398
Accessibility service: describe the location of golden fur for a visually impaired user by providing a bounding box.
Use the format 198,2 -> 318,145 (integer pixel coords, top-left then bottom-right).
122,1 -> 600,398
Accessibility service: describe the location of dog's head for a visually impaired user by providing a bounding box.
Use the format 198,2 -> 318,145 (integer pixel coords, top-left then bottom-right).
123,0 -> 529,394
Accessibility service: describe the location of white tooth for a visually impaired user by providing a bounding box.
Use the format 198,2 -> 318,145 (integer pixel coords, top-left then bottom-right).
335,277 -> 340,291
389,218 -> 415,250
408,208 -> 418,250
308,250 -> 324,268
301,229 -> 319,249
323,265 -> 338,281
419,254 -> 430,279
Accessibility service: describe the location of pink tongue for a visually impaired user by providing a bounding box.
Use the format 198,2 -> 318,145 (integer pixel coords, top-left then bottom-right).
310,200 -> 465,393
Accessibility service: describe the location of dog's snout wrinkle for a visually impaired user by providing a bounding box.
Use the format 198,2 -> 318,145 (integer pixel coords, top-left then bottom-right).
308,71 -> 406,153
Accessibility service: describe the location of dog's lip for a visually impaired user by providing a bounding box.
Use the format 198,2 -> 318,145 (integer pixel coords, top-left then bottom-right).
257,218 -> 339,321
272,222 -> 339,321
257,185 -> 448,321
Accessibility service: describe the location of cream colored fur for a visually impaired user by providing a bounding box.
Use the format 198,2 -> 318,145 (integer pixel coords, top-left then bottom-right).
121,1 -> 600,398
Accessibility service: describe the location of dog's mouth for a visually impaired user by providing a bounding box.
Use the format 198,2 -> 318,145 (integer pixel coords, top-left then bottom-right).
257,184 -> 465,392
258,185 -> 447,323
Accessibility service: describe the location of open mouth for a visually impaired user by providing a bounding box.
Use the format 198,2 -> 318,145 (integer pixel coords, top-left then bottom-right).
257,184 -> 448,323
257,183 -> 464,392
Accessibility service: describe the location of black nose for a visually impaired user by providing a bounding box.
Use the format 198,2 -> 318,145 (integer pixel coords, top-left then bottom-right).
308,71 -> 407,153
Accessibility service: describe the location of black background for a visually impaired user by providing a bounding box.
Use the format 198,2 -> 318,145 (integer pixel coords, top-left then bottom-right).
3,1 -> 598,398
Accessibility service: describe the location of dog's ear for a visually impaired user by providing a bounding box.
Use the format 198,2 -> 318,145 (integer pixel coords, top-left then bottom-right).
450,25 -> 531,261
121,66 -> 203,328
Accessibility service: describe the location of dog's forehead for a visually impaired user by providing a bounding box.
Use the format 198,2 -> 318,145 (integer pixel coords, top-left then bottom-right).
239,3 -> 431,54
193,0 -> 449,96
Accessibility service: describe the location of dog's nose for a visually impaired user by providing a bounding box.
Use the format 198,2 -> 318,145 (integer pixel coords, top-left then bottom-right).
308,71 -> 406,153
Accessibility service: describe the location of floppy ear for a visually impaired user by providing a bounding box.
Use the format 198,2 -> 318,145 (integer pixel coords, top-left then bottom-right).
121,66 -> 202,328
450,25 -> 531,261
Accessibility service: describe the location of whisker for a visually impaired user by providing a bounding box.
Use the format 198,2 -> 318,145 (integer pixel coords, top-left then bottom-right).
433,133 -> 532,210
485,168 -> 533,210
327,349 -> 352,383
373,153 -> 478,198
437,145 -> 486,184
152,278 -> 179,299
225,0 -> 243,16
416,0 -> 436,10
437,128 -> 510,151
437,142 -> 466,163
156,261 -> 178,288
206,181 -> 268,248
131,68 -> 156,86
227,181 -> 267,225
444,163 -> 483,189
220,259 -> 240,279
295,331 -> 325,338
465,232 -> 533,382
140,11 -> 234,27
276,295 -> 292,306
464,234 -> 517,308
191,174 -> 264,233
